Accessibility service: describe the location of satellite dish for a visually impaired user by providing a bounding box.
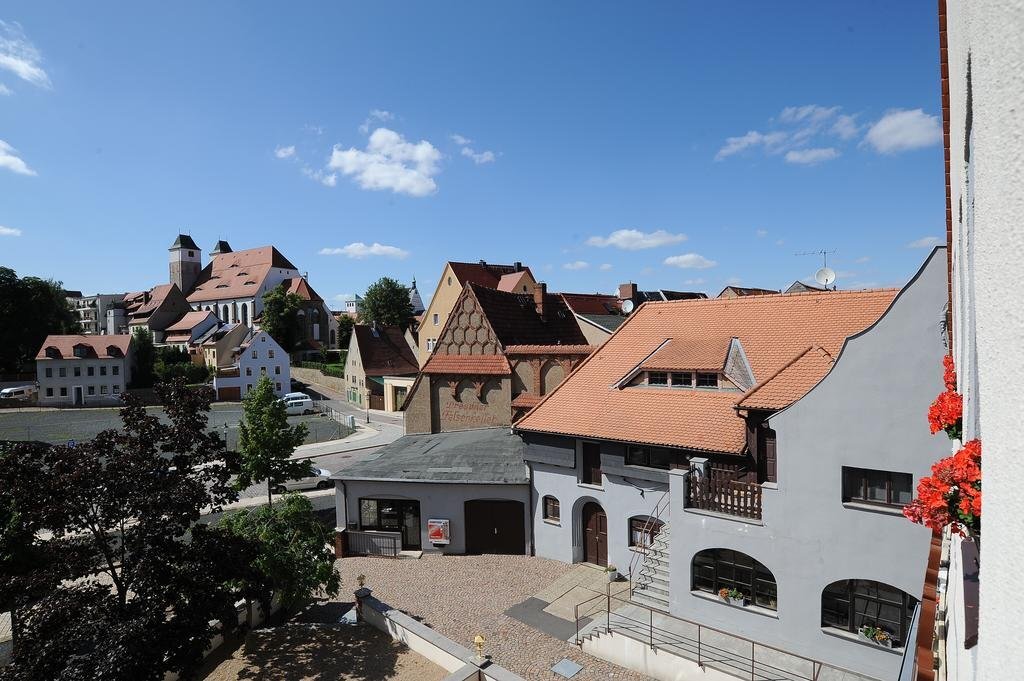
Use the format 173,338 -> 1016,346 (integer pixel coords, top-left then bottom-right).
621,299 -> 635,314
815,267 -> 836,287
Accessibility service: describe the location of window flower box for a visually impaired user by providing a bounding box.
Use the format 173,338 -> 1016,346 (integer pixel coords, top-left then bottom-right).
718,587 -> 746,606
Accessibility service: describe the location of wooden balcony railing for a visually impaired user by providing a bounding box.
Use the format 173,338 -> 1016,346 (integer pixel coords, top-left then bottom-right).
686,465 -> 763,520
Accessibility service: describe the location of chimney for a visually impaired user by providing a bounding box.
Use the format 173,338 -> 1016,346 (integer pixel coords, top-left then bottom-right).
534,282 -> 547,317
514,261 -> 523,272
618,282 -> 638,301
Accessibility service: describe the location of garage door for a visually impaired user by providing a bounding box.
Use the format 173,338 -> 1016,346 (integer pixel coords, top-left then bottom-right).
464,500 -> 526,555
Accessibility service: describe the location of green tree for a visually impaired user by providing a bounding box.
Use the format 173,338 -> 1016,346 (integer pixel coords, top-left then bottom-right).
219,493 -> 340,618
235,376 -> 311,506
154,346 -> 213,384
0,380 -> 257,681
0,267 -> 80,373
336,314 -> 355,349
359,277 -> 414,329
261,284 -> 304,352
130,327 -> 156,388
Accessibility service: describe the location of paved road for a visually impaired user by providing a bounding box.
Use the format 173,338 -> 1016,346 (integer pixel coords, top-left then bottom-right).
233,379 -> 406,500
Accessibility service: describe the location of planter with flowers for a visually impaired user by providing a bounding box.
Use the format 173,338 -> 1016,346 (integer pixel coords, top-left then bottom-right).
858,624 -> 894,649
904,356 -> 982,538
718,587 -> 746,607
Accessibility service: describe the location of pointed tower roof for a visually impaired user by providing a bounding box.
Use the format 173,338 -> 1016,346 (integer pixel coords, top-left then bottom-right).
169,234 -> 200,251
211,240 -> 232,255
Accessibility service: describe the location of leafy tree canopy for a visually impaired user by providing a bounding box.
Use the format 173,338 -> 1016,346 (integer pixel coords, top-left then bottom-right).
336,314 -> 355,349
0,380 -> 255,681
154,346 -> 212,385
219,493 -> 340,614
130,327 -> 156,388
261,284 -> 305,353
0,267 -> 80,373
359,277 -> 414,329
235,376 -> 311,505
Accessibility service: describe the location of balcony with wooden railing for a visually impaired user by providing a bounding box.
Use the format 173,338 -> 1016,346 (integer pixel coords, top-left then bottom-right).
685,462 -> 763,521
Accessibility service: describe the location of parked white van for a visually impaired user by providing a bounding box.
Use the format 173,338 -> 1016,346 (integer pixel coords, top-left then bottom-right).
282,394 -> 314,415
0,385 -> 38,401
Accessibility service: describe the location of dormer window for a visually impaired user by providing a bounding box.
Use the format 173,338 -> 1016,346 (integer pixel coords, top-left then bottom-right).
696,372 -> 718,388
73,345 -> 89,358
647,372 -> 668,386
671,372 -> 693,387
45,346 -> 61,359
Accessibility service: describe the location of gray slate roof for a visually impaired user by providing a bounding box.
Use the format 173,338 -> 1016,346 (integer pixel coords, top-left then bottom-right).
169,234 -> 200,251
334,427 -> 529,484
579,313 -> 627,332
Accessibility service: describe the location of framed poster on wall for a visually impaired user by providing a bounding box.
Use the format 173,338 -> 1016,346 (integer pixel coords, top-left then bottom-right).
427,518 -> 450,545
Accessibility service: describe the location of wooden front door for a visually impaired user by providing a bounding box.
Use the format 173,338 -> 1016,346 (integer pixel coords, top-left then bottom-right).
464,500 -> 526,555
582,502 -> 608,566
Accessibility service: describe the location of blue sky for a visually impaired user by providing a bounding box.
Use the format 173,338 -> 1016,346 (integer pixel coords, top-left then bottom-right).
1,2 -> 944,307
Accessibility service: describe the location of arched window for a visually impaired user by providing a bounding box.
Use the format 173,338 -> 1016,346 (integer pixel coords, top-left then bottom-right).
692,548 -> 777,610
241,303 -> 249,326
231,302 -> 238,322
222,305 -> 229,321
542,495 -> 560,522
821,580 -> 918,648
628,516 -> 664,550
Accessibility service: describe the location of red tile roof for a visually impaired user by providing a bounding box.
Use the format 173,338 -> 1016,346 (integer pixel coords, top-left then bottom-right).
37,334 -> 132,360
282,276 -> 324,302
504,344 -> 595,356
516,289 -> 898,453
125,284 -> 179,319
422,355 -> 511,375
559,293 -> 621,315
639,335 -> 734,372
471,284 -> 589,347
497,271 -> 533,293
448,261 -> 532,289
187,246 -> 297,302
165,310 -> 217,333
735,346 -> 836,410
512,393 -> 543,409
353,325 -> 419,376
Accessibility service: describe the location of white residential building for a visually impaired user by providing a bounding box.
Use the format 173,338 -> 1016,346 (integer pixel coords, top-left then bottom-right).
35,335 -> 134,406
212,330 -> 290,400
64,292 -> 125,335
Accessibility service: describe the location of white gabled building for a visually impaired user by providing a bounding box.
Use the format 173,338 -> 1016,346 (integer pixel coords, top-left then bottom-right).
212,330 -> 290,400
35,335 -> 134,406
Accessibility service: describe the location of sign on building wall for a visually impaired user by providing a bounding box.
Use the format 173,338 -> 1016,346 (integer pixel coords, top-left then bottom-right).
427,518 -> 450,545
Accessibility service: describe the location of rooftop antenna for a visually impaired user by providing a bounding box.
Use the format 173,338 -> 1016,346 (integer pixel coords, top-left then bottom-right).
795,249 -> 838,290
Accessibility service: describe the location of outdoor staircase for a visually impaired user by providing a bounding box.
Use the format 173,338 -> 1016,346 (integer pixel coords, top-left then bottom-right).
630,521 -> 671,611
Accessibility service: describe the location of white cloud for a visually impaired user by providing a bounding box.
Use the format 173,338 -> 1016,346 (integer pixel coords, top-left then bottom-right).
450,133 -> 472,146
599,263 -> 613,271
0,139 -> 36,176
784,147 -> 839,165
684,278 -> 705,285
663,253 -> 717,269
327,127 -> 441,197
0,83 -> 10,96
0,225 -> 22,236
864,109 -> 942,153
319,242 -> 410,259
359,109 -> 394,134
716,131 -> 787,160
302,167 -> 336,187
832,114 -> 859,140
563,260 -> 589,270
461,147 -> 496,164
855,256 -> 871,264
586,229 -> 687,250
755,229 -> 768,238
779,105 -> 839,125
274,145 -> 296,159
304,123 -> 325,136
775,239 -> 785,246
906,236 -> 943,249
0,21 -> 50,89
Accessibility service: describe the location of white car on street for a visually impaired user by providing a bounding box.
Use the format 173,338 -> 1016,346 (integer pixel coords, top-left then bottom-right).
273,467 -> 333,493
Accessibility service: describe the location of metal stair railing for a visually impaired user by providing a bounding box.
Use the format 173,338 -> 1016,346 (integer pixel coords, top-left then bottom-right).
627,489 -> 671,598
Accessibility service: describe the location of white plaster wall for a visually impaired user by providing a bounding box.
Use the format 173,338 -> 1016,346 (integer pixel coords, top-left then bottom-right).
946,4 -> 1024,680
338,480 -> 531,555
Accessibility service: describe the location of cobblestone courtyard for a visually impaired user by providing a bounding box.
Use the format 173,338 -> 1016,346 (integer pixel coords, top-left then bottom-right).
334,554 -> 651,681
